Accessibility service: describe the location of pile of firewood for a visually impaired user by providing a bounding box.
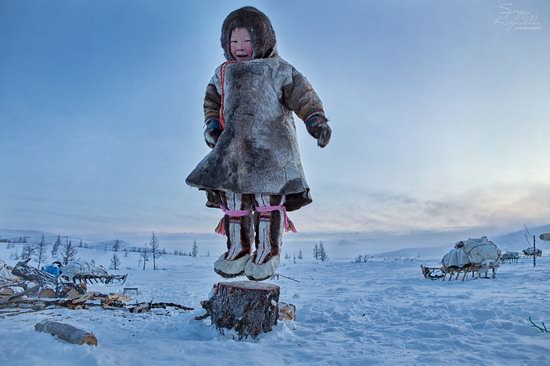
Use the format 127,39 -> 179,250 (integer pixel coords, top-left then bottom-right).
1,259 -> 86,303
2,260 -> 297,342
0,259 -> 193,316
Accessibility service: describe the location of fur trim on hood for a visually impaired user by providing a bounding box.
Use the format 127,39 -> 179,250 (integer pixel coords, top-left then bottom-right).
221,6 -> 277,61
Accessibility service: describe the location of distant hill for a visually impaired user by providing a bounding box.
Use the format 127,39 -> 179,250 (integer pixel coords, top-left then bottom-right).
377,224 -> 550,259
377,245 -> 449,259
0,229 -> 88,247
0,229 -> 55,241
489,224 -> 550,251
2,224 -> 549,258
88,239 -> 135,250
0,229 -> 61,244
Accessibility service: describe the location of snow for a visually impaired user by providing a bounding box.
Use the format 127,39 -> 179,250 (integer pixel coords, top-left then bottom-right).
1,242 -> 550,365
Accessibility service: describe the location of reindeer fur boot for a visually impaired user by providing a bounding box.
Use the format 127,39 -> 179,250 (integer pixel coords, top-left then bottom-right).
244,194 -> 284,281
213,193 -> 254,278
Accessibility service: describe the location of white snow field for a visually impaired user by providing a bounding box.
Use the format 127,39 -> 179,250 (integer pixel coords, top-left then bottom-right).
1,244 -> 550,366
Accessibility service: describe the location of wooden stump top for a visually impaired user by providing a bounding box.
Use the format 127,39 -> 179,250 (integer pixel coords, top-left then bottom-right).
206,281 -> 281,339
214,281 -> 279,292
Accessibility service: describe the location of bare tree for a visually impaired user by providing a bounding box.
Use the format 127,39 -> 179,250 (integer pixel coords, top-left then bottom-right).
313,244 -> 319,260
60,240 -> 78,266
21,243 -> 35,261
192,240 -> 198,257
298,249 -> 303,260
318,241 -> 328,262
149,232 -> 162,270
110,253 -> 121,270
113,239 -> 120,252
34,234 -> 48,269
140,245 -> 150,270
51,234 -> 61,258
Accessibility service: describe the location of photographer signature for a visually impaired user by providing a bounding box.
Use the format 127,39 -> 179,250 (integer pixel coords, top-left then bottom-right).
494,3 -> 541,30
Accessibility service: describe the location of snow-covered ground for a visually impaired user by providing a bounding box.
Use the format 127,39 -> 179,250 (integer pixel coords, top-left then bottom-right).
1,244 -> 550,366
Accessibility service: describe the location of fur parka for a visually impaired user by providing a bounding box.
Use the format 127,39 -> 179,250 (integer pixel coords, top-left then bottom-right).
185,7 -> 326,211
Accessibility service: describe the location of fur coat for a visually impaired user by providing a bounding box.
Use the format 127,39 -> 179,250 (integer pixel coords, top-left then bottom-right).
185,7 -> 325,212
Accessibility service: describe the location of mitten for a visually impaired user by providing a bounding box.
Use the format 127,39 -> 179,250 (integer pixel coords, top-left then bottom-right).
305,114 -> 331,148
204,118 -> 223,148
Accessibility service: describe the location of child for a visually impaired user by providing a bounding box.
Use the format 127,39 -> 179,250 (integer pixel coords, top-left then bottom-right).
186,6 -> 331,281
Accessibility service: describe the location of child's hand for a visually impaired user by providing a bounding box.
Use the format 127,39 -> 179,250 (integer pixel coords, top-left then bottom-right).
204,118 -> 223,148
305,115 -> 331,148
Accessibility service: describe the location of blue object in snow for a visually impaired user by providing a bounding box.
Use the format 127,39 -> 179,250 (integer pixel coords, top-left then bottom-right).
42,265 -> 61,277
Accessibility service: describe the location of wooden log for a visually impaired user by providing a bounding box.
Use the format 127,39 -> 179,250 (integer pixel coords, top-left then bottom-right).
278,302 -> 296,321
38,288 -> 56,298
0,283 -> 26,298
35,321 -> 98,346
0,287 -> 15,296
12,260 -> 57,286
199,281 -> 280,339
5,284 -> 41,303
57,282 -> 86,299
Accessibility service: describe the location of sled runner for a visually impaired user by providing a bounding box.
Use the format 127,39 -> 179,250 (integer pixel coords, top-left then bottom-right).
500,251 -> 519,263
69,273 -> 128,285
421,262 -> 499,281
500,252 -> 519,263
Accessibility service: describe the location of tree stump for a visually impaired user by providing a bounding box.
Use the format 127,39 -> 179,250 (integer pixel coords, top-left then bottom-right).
199,281 -> 280,339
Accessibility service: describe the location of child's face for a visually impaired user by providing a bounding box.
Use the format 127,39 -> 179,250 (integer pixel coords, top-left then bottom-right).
230,27 -> 253,62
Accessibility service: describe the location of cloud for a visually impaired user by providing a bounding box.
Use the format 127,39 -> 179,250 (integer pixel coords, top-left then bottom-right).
3,180 -> 549,238
297,182 -> 550,233
0,194 -> 219,236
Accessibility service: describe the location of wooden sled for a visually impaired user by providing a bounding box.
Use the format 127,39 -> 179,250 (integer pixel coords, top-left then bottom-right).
500,252 -> 519,263
421,262 -> 498,281
522,248 -> 542,259
66,274 -> 128,285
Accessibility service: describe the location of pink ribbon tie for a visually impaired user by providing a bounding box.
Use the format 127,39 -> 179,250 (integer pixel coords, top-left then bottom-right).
255,205 -> 298,233
214,204 -> 252,235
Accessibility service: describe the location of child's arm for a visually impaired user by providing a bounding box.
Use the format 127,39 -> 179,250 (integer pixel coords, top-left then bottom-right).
282,68 -> 331,147
204,83 -> 221,122
203,83 -> 222,148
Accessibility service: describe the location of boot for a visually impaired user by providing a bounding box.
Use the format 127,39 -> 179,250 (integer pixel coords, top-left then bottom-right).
213,193 -> 254,278
244,194 -> 284,281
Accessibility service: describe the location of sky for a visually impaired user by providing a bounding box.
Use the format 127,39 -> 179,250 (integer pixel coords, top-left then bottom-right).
1,0 -> 549,240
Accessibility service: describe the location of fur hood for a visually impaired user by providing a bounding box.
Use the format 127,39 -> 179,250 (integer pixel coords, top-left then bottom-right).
221,7 -> 277,61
